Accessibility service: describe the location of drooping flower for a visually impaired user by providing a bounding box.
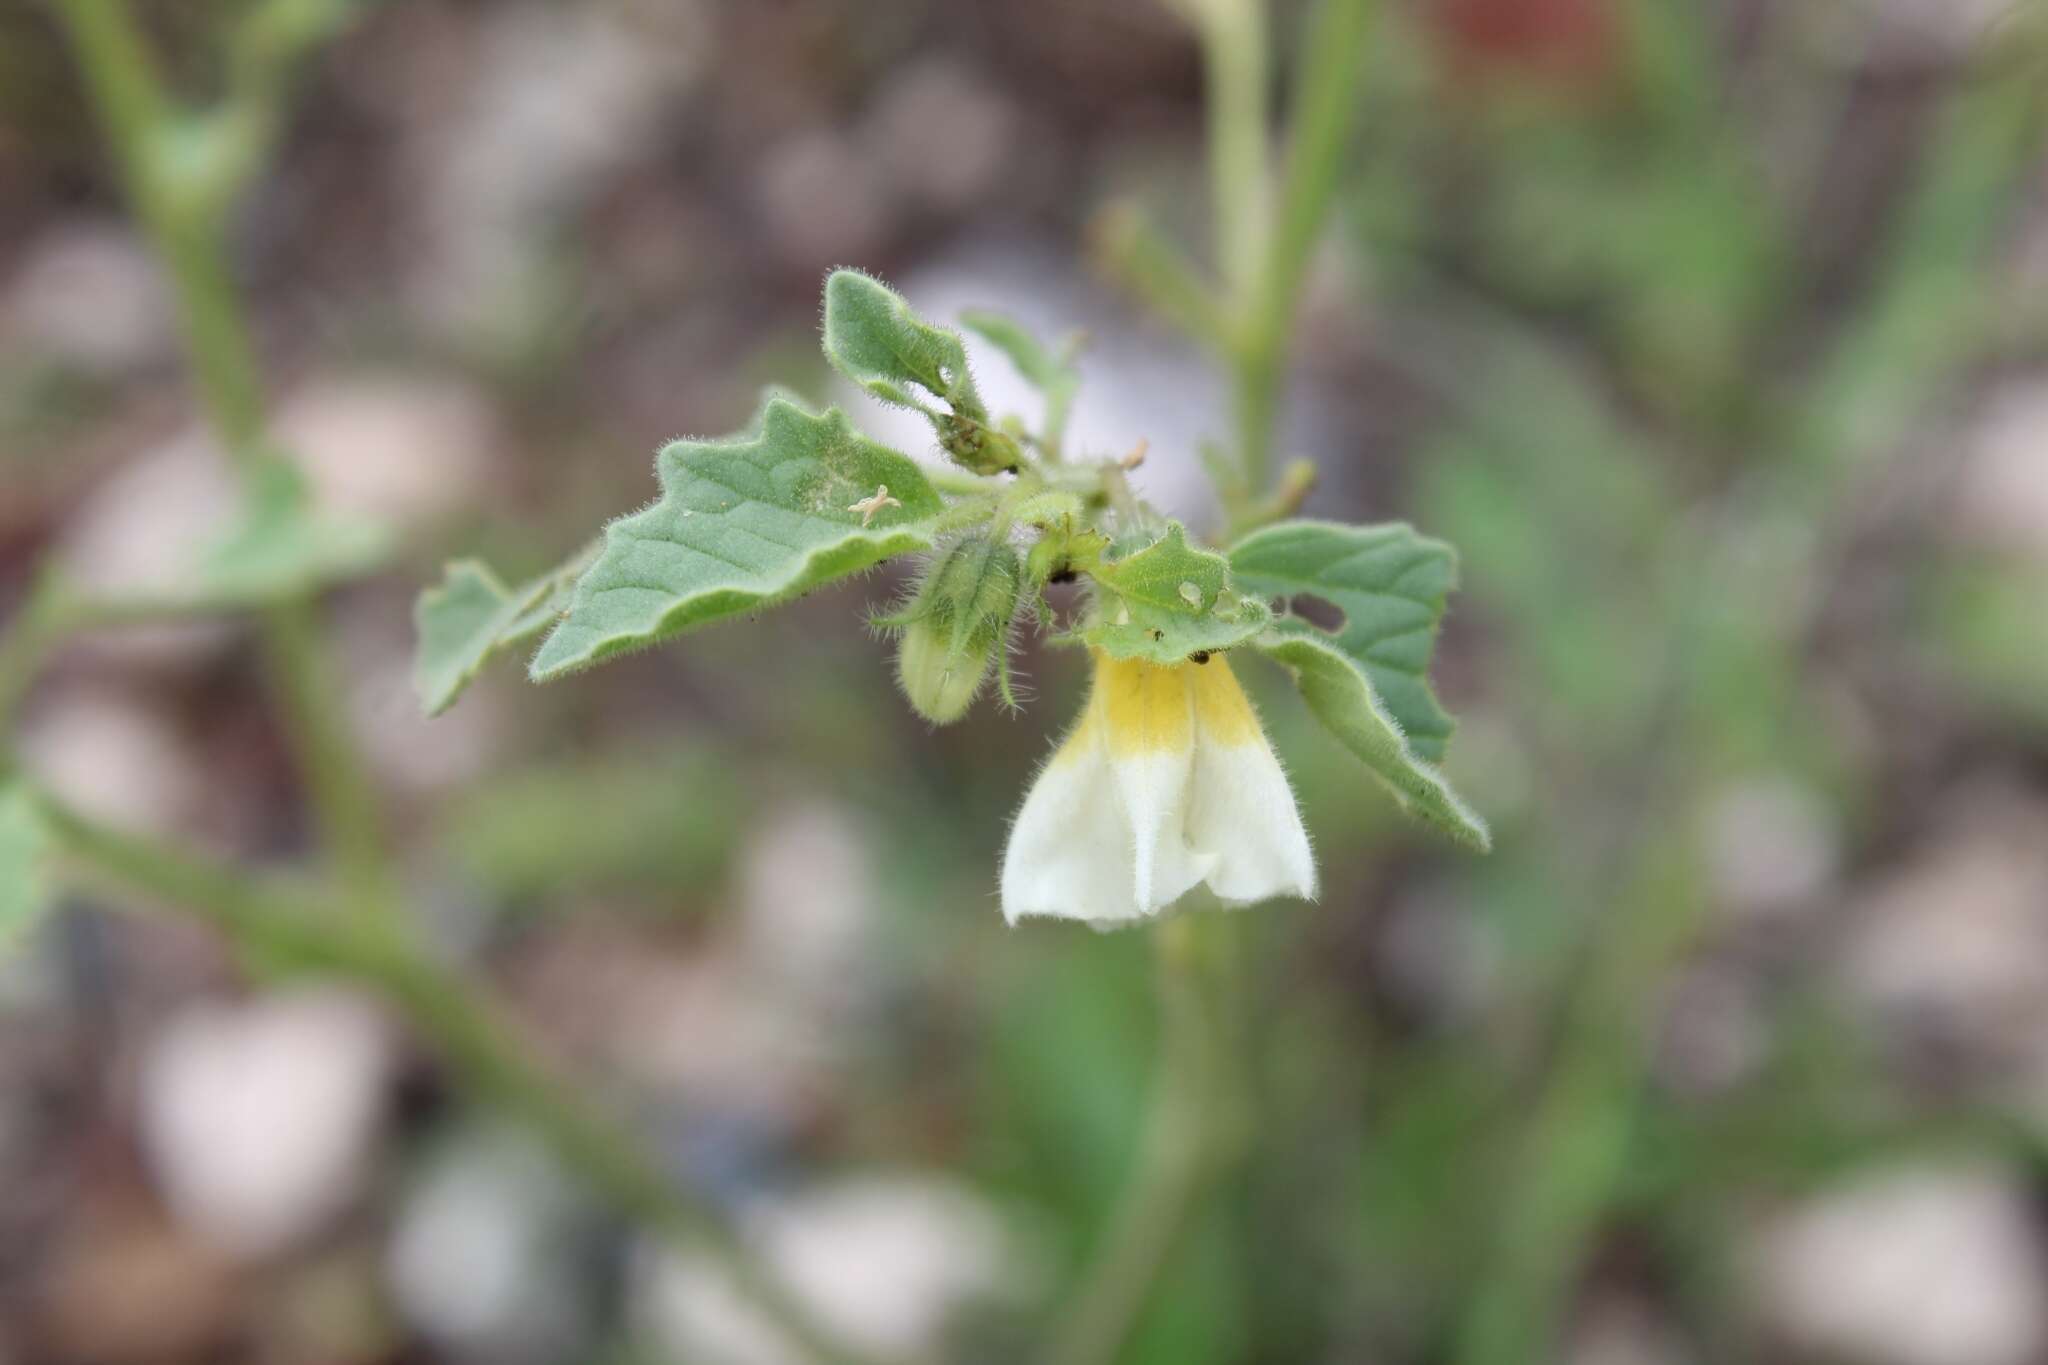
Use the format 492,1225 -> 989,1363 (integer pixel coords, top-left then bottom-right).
1001,650 -> 1315,926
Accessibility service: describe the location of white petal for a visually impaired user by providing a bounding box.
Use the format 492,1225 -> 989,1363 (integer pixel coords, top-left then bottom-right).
1187,660 -> 1315,904
1187,738 -> 1316,904
1111,749 -> 1214,916
1001,706 -> 1141,924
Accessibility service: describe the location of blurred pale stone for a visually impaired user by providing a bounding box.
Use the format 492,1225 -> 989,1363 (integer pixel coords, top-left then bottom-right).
138,988 -> 393,1261
863,60 -> 1018,215
634,1175 -> 1019,1365
1702,774 -> 1839,923
1,220 -> 173,377
19,686 -> 202,836
735,799 -> 875,1002
1953,382 -> 2048,560
273,377 -> 499,532
1839,794 -> 2048,1067
755,128 -> 894,268
387,1129 -> 588,1361
1568,1294 -> 1692,1365
55,429 -> 239,598
47,428 -> 244,668
1655,963 -> 1767,1096
334,599 -> 505,793
618,946 -> 831,1124
409,3 -> 701,339
1756,1163 -> 2048,1365
1818,0 -> 2017,63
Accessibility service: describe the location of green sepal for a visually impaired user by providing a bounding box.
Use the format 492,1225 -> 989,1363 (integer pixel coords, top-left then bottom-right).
1082,523 -> 1271,664
414,555 -> 584,716
0,780 -> 52,957
1252,632 -> 1490,851
882,535 -> 1024,723
529,395 -> 942,680
1229,519 -> 1460,762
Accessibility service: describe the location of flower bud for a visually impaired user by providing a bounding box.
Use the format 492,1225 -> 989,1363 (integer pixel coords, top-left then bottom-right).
885,535 -> 1022,724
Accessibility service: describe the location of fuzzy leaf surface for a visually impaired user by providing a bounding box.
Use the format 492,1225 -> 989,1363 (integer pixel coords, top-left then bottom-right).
414,558 -> 579,716
1254,633 -> 1490,850
530,398 -> 941,679
824,270 -> 984,415
1084,524 -> 1271,664
1230,520 -> 1460,762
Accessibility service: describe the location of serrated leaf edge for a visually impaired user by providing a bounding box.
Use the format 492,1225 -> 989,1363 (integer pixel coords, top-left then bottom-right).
1254,631 -> 1490,852
528,402 -> 940,681
1229,518 -> 1460,757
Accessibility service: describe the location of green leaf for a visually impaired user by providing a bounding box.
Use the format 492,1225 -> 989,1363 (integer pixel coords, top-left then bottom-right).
197,460 -> 389,603
414,556 -> 582,717
959,309 -> 1070,392
0,781 -> 52,954
962,308 -> 1083,460
1084,523 -> 1271,664
824,271 -> 1023,475
824,269 -> 985,417
1253,633 -> 1490,851
529,396 -> 942,680
1229,520 -> 1460,762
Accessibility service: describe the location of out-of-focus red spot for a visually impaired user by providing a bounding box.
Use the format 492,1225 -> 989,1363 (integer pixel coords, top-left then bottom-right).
1430,0 -> 1620,92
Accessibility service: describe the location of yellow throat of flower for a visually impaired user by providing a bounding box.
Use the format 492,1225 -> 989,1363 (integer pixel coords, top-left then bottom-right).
1073,651 -> 1263,759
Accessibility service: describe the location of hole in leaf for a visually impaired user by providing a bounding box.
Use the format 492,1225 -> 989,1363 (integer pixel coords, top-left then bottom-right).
1288,594 -> 1347,633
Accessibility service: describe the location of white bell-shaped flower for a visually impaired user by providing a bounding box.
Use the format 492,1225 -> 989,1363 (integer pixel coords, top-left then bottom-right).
1002,650 -> 1316,926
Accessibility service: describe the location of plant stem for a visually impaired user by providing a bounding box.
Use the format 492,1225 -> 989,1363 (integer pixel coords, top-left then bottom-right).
1041,916 -> 1244,1365
258,596 -> 399,911
1451,67 -> 2048,1365
1228,0 -> 1371,525
33,794 -> 879,1365
0,578 -> 66,744
45,7 -> 881,1357
52,0 -> 393,911
1189,0 -> 1272,305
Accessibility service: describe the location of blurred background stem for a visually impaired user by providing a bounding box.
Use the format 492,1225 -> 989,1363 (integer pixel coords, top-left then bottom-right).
1450,58 -> 2048,1365
40,3 -> 882,1362
52,0 -> 392,913
1042,914 -> 1248,1365
32,793 -> 879,1365
1172,0 -> 1369,532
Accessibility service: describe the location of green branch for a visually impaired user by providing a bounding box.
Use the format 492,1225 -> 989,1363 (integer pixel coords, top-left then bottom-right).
1040,915 -> 1247,1365
1230,0 -> 1371,517
34,794 -> 880,1365
51,0 -> 394,912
